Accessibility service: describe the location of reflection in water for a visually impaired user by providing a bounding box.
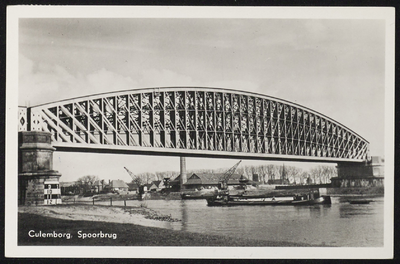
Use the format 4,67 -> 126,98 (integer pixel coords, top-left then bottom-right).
339,205 -> 375,218
308,205 -> 321,219
180,200 -> 188,232
124,196 -> 383,247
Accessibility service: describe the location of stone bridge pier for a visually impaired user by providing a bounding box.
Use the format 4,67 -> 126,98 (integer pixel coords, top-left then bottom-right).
18,131 -> 62,205
331,156 -> 384,188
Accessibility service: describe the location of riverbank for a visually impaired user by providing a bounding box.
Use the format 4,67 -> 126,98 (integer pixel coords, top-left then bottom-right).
62,191 -> 183,203
18,204 -> 316,247
326,186 -> 384,195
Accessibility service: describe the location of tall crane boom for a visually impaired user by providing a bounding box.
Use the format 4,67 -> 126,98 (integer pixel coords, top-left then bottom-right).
124,167 -> 135,180
124,167 -> 145,198
218,160 -> 242,191
124,167 -> 142,186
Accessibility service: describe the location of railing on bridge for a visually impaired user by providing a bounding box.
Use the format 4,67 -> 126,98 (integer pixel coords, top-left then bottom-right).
18,87 -> 369,162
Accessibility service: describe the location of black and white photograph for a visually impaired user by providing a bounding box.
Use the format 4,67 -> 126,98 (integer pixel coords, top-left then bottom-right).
6,6 -> 394,259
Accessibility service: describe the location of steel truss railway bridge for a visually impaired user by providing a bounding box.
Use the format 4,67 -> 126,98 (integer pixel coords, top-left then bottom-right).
18,87 -> 381,206
18,87 -> 369,163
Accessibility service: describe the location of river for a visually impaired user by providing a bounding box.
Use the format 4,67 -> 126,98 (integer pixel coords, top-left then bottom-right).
99,195 -> 384,247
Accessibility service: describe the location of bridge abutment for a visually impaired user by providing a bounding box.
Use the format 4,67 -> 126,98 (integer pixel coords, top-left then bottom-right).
18,131 -> 62,205
331,156 -> 384,188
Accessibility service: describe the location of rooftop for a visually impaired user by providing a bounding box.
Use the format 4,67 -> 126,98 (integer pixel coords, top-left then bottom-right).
110,180 -> 129,188
184,173 -> 247,186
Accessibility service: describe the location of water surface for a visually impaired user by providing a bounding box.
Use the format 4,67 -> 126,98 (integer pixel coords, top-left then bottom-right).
105,196 -> 384,247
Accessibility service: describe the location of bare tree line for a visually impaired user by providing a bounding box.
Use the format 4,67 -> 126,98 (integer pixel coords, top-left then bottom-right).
72,164 -> 337,188
133,164 -> 337,185
236,164 -> 337,184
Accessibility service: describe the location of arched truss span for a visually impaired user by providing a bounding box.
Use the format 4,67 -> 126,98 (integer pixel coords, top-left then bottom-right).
22,87 -> 369,162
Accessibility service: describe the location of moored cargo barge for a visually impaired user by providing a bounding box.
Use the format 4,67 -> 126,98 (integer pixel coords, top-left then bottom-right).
206,189 -> 331,206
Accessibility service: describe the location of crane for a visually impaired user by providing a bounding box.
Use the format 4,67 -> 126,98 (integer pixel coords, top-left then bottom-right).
217,160 -> 242,191
124,167 -> 144,196
124,167 -> 138,182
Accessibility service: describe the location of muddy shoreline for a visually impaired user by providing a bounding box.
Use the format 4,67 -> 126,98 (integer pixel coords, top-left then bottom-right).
18,204 -> 319,247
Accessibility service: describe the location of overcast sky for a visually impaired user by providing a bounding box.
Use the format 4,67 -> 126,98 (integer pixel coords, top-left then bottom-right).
18,15 -> 387,182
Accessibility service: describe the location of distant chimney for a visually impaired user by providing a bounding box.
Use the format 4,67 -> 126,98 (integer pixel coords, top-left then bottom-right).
253,174 -> 259,182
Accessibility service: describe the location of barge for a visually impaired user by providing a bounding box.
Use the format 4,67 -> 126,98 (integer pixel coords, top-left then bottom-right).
206,189 -> 331,206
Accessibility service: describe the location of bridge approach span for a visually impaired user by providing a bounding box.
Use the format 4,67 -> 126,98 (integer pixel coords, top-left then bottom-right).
18,87 -> 369,163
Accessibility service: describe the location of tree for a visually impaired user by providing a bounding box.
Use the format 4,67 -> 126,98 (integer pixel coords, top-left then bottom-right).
154,172 -> 165,181
136,172 -> 154,185
131,175 -> 143,189
309,165 -> 337,184
76,175 -> 99,193
299,171 -> 309,185
261,164 -> 276,183
321,166 -> 337,183
285,166 -> 303,185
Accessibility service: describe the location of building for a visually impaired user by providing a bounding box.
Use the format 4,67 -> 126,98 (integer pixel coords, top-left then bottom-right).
148,180 -> 165,192
127,183 -> 139,193
267,179 -> 283,185
167,175 -> 182,192
144,183 -> 152,192
183,173 -> 251,190
110,180 -> 129,194
60,181 -> 79,195
91,180 -> 105,193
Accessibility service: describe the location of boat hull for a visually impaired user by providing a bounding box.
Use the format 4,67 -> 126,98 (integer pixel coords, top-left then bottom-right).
207,195 -> 331,206
181,192 -> 216,200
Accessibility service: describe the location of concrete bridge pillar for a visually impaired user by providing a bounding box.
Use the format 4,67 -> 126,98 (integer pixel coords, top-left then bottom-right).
180,156 -> 187,190
331,156 -> 384,188
18,131 -> 62,205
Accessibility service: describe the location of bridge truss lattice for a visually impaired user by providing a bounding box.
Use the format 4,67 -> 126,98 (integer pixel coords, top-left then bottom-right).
19,87 -> 369,162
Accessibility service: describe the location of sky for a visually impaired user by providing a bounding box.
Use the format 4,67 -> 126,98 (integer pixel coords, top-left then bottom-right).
17,15 -> 387,183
